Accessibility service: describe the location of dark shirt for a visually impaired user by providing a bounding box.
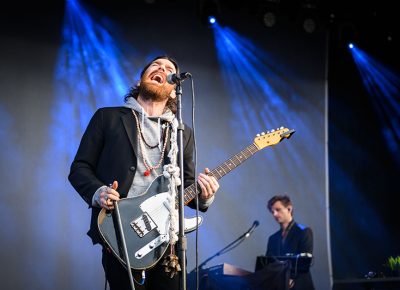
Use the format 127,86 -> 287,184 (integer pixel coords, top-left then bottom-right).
266,220 -> 315,290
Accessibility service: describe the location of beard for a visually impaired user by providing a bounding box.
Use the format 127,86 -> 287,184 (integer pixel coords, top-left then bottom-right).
139,81 -> 172,102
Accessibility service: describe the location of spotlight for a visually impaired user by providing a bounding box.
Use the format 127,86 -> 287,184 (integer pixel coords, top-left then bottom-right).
199,0 -> 221,27
303,17 -> 316,33
300,0 -> 318,34
263,11 -> 277,28
208,15 -> 217,25
261,0 -> 280,28
329,13 -> 335,24
348,43 -> 354,49
339,23 -> 359,48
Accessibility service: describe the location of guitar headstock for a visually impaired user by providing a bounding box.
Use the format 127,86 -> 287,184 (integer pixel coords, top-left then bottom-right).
253,127 -> 295,150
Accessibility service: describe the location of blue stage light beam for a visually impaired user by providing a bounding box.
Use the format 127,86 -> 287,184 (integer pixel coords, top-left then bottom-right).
350,45 -> 400,164
207,23 -> 328,270
210,23 -> 325,187
31,1 -> 140,288
55,0 -> 138,133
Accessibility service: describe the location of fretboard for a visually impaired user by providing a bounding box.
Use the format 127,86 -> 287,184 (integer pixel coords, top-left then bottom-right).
183,143 -> 260,205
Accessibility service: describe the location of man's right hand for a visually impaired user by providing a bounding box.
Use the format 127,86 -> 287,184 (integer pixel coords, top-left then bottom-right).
101,180 -> 120,210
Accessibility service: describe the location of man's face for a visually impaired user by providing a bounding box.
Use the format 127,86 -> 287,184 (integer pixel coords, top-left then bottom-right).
139,58 -> 176,102
270,201 -> 292,225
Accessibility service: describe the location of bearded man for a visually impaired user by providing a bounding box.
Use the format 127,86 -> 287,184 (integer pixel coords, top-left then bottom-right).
69,56 -> 219,290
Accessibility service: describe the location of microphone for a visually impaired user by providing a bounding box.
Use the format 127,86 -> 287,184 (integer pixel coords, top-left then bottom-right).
245,220 -> 260,238
166,72 -> 191,84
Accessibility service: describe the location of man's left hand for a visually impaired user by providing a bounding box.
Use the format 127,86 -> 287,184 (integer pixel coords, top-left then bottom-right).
197,168 -> 219,200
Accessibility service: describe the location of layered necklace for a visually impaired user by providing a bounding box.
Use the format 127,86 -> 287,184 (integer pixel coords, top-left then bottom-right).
132,109 -> 170,177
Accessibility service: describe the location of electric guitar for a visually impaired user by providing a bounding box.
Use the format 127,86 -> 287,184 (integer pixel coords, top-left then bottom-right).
98,127 -> 295,270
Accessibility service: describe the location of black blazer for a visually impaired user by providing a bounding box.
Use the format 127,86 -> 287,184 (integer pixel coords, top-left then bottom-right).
68,107 -> 198,244
266,221 -> 315,290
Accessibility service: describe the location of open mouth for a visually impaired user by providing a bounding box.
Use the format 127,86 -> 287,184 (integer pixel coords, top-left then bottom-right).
150,73 -> 165,84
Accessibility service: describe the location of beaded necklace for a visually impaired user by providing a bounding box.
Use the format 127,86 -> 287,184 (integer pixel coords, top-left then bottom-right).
132,109 -> 170,177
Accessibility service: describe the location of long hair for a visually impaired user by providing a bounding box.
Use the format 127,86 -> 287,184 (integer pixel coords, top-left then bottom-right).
124,55 -> 179,114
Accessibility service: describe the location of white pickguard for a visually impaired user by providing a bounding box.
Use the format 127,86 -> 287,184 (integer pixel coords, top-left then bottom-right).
134,192 -> 203,259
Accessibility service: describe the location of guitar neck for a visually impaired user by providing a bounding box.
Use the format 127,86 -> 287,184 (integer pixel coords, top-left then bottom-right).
183,143 -> 260,205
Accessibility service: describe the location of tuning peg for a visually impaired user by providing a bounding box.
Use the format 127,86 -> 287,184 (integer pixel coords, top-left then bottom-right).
256,134 -> 260,137
279,126 -> 284,130
271,129 -> 275,132
261,132 -> 265,135
267,131 -> 270,134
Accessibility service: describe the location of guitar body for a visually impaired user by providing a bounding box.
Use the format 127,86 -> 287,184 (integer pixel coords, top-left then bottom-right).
98,175 -> 172,270
97,127 -> 294,271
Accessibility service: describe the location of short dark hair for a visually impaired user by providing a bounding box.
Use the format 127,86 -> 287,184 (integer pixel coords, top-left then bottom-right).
267,195 -> 292,212
124,55 -> 179,103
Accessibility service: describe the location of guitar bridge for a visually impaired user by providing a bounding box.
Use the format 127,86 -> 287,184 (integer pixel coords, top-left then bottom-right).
130,212 -> 158,238
135,234 -> 168,259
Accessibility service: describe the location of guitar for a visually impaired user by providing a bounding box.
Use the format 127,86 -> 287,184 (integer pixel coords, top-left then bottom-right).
98,127 -> 295,270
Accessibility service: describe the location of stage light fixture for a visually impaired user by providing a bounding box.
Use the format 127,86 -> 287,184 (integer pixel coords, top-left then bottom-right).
263,11 -> 277,28
300,0 -> 318,33
261,0 -> 280,28
303,17 -> 316,33
199,0 -> 221,27
208,15 -> 217,25
339,23 -> 359,48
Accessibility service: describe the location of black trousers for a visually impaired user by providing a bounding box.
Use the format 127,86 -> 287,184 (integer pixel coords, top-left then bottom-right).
102,247 -> 180,290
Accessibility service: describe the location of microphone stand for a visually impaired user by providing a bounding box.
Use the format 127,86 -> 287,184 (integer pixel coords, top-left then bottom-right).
175,81 -> 187,290
197,223 -> 257,271
114,201 -> 136,290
